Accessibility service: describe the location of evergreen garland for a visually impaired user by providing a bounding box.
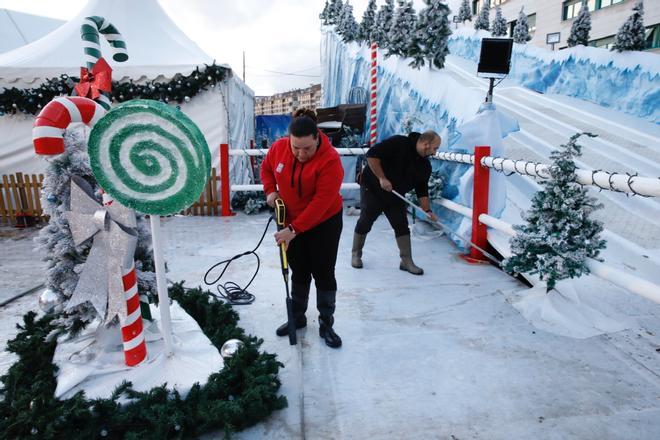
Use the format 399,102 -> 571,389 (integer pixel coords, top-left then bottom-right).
567,1 -> 592,47
231,191 -> 269,215
504,133 -> 606,290
0,283 -> 286,439
0,63 -> 228,117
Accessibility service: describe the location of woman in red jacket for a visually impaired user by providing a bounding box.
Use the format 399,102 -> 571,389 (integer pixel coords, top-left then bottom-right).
261,109 -> 344,348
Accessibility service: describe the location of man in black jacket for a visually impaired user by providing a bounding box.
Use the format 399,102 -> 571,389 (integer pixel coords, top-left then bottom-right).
351,131 -> 440,275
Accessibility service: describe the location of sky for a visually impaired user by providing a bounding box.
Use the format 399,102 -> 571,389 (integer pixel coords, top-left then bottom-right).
0,0 -> 461,96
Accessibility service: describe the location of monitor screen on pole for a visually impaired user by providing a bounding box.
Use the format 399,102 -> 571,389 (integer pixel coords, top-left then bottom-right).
477,38 -> 513,79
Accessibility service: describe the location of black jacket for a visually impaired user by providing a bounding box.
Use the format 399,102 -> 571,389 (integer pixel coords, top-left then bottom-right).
362,132 -> 431,202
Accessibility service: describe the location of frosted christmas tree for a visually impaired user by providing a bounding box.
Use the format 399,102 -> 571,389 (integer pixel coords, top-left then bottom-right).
491,5 -> 508,37
387,0 -> 417,58
567,1 -> 592,47
409,0 -> 452,69
612,0 -> 646,52
457,0 -> 472,23
372,0 -> 395,48
358,0 -> 377,43
320,0 -> 331,25
474,0 -> 490,31
337,0 -> 359,43
513,7 -> 531,43
504,133 -> 606,291
328,0 -> 344,25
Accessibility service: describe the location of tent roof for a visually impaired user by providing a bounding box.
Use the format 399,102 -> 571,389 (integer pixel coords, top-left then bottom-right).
0,0 -> 223,86
0,9 -> 65,54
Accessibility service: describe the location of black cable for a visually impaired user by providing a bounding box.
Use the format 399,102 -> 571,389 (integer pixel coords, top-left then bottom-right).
203,215 -> 275,305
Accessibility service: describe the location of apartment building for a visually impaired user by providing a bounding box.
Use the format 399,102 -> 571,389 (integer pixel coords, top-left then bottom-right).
255,84 -> 322,116
471,0 -> 660,52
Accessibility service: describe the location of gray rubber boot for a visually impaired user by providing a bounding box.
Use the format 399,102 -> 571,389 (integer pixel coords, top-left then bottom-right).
351,233 -> 367,268
396,234 -> 423,275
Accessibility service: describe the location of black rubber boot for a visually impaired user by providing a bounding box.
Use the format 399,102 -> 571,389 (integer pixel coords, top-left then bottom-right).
319,316 -> 342,348
317,289 -> 342,348
276,282 -> 310,337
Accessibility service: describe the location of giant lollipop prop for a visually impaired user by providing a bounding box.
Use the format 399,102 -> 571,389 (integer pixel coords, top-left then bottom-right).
89,99 -> 211,354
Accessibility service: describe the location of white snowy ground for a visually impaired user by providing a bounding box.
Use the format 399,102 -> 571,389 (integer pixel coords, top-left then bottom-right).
0,226 -> 44,303
2,213 -> 660,439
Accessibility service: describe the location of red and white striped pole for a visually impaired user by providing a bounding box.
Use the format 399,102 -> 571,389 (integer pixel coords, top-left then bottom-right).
120,262 -> 148,366
461,146 -> 491,264
369,42 -> 378,146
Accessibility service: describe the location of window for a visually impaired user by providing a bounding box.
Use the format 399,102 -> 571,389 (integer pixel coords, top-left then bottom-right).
646,24 -> 660,50
563,0 -> 601,20
589,35 -> 616,50
599,0 -> 624,8
528,13 -> 537,33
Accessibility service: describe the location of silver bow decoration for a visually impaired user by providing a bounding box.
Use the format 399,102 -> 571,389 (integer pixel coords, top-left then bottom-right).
64,176 -> 138,323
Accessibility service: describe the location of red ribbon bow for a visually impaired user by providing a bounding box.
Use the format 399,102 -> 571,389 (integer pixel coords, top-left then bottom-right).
74,57 -> 112,100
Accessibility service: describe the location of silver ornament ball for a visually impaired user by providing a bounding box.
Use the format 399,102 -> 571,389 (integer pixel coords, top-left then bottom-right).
38,288 -> 62,313
220,339 -> 244,359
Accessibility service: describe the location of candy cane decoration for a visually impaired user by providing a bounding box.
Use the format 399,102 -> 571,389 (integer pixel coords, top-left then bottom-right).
32,97 -> 106,155
369,42 -> 378,146
80,16 -> 129,110
121,261 -> 147,366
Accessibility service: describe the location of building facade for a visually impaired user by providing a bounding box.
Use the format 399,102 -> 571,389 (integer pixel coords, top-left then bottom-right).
255,84 -> 322,116
471,0 -> 660,52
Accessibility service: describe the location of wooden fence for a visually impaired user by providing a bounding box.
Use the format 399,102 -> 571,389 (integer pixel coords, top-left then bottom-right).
0,168 -> 224,226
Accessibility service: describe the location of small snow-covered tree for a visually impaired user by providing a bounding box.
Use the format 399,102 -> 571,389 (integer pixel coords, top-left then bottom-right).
504,133 -> 606,291
491,5 -> 508,37
457,0 -> 472,23
37,129 -> 97,332
387,0 -> 417,58
328,0 -> 344,25
409,0 -> 452,69
358,0 -> 378,43
36,129 -> 156,333
567,1 -> 592,47
336,1 -> 359,43
474,0 -> 490,31
373,0 -> 395,48
320,0 -> 331,25
513,7 -> 531,43
612,0 -> 646,52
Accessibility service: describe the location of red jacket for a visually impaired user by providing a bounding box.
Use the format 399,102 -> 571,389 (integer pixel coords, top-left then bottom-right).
261,131 -> 344,233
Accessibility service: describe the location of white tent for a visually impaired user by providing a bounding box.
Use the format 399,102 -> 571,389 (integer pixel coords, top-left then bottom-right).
0,0 -> 254,183
0,9 -> 65,54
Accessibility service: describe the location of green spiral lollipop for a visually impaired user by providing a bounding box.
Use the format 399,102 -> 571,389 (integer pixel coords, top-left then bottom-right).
89,100 -> 211,215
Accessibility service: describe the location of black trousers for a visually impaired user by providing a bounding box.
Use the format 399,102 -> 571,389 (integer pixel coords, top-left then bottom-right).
354,185 -> 409,237
287,209 -> 343,291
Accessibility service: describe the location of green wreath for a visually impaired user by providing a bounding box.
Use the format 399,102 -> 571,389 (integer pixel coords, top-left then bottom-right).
0,283 -> 287,439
